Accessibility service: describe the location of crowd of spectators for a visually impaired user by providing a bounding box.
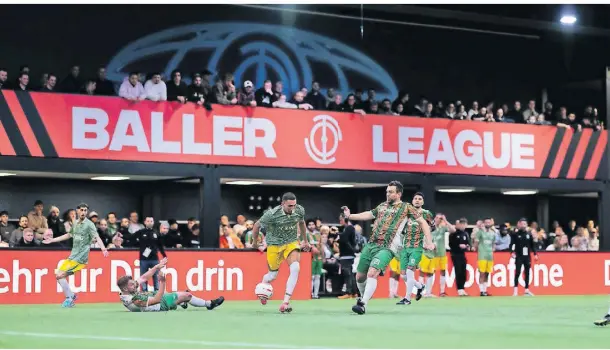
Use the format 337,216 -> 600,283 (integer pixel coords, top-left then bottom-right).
0,65 -> 604,132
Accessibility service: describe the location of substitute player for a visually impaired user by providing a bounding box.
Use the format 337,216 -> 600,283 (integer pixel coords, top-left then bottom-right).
473,218 -> 495,296
342,181 -> 432,315
42,202 -> 108,307
417,213 -> 454,299
117,258 -> 224,312
252,192 -> 310,313
306,221 -> 323,299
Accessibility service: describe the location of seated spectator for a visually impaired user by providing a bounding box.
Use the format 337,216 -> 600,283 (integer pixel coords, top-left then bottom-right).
106,212 -> 118,236
369,102 -> 380,114
184,224 -> 201,248
468,101 -> 480,119
483,111 -> 496,123
255,79 -> 276,108
0,68 -> 8,89
506,101 -> 523,122
233,214 -> 247,236
40,74 -> 57,93
569,236 -> 581,251
456,104 -> 468,120
128,211 -> 144,234
305,81 -> 326,110
522,99 -> 539,121
567,113 -> 582,131
443,103 -> 456,119
536,113 -> 551,125
576,227 -> 589,251
421,102 -> 437,118
325,88 -> 336,108
533,229 -> 547,251
272,94 -> 296,109
144,73 -> 167,101
237,80 -> 256,107
59,65 -> 82,93
379,99 -> 395,115
28,200 -> 48,240
62,209 -> 75,234
119,72 -> 146,101
273,81 -> 283,101
219,225 -> 244,249
394,103 -> 405,115
471,106 -> 487,121
288,91 -> 313,110
14,72 -> 29,91
166,69 -> 188,103
546,235 -> 569,251
188,73 -> 208,107
327,94 -> 345,112
13,228 -> 40,247
392,91 -> 410,114
80,79 -> 97,95
108,233 -> 124,249
589,228 -> 599,251
213,73 -> 237,105
342,93 -> 366,115
495,108 -> 514,123
0,210 -> 14,243
47,206 -> 64,238
95,67 -> 116,96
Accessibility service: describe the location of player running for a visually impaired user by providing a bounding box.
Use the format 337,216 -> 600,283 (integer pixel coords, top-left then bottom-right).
417,213 -> 454,299
342,181 -> 433,315
251,192 -> 311,313
117,258 -> 224,312
473,218 -> 495,296
42,202 -> 108,307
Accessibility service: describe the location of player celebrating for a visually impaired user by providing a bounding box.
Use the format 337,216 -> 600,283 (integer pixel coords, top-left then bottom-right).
251,192 -> 310,313
417,213 -> 454,299
473,218 -> 495,296
342,181 -> 432,315
117,258 -> 224,312
42,203 -> 108,307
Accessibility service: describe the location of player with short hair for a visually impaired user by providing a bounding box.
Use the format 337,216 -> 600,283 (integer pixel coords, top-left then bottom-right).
251,192 -> 310,313
474,217 -> 496,296
417,213 -> 455,299
117,258 -> 224,312
306,219 -> 323,299
43,202 -> 108,307
342,181 -> 433,315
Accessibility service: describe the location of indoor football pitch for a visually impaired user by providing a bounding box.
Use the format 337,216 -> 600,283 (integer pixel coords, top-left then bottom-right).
1,295 -> 608,348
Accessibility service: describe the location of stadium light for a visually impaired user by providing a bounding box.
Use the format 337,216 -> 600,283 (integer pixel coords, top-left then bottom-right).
320,184 -> 354,188
560,15 -> 577,25
502,190 -> 538,196
91,176 -> 130,181
436,187 -> 475,193
226,180 -> 263,185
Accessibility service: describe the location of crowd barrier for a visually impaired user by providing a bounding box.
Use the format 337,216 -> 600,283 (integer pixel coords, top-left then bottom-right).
1,250 -> 608,304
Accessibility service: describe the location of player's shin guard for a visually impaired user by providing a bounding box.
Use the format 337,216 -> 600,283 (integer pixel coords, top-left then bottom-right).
389,278 -> 398,297
189,296 -> 210,307
402,269 -> 416,301
283,262 -> 300,303
58,278 -> 74,299
362,277 -> 377,305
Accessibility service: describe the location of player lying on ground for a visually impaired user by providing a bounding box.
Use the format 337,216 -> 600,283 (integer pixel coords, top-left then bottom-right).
594,308 -> 610,326
117,258 -> 224,312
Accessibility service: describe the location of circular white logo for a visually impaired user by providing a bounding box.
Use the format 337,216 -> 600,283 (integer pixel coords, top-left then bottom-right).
304,115 -> 343,165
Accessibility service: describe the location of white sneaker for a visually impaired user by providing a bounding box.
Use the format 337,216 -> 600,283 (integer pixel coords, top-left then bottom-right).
524,290 -> 534,296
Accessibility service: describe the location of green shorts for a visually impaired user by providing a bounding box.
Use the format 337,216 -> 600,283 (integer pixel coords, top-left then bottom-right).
357,243 -> 395,274
160,292 -> 178,311
400,247 -> 423,270
312,259 -> 323,275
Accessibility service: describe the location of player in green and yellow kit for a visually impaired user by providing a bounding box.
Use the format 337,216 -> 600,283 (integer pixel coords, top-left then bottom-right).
306,219 -> 323,299
417,213 -> 455,298
474,217 -> 496,296
342,181 -> 433,315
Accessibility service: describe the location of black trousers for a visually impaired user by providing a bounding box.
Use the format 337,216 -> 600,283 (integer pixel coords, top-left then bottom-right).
514,257 -> 532,288
451,254 -> 467,290
339,258 -> 355,295
139,259 -> 159,291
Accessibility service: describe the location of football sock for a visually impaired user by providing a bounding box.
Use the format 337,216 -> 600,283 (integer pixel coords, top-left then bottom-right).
262,270 -> 278,283
440,275 -> 446,293
425,275 -> 435,294
312,275 -> 321,297
58,278 -> 74,298
389,278 -> 398,297
189,296 -> 210,307
283,262 -> 300,303
362,278 -> 377,305
402,269 -> 416,301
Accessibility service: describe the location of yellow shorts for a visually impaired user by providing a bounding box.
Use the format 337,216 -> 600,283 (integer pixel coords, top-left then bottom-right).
432,256 -> 448,271
58,259 -> 86,275
266,241 -> 300,271
478,260 -> 494,274
420,255 -> 435,274
389,258 -> 401,275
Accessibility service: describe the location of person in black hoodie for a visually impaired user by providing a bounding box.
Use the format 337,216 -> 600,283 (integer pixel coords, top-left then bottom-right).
47,206 -> 65,239
159,220 -> 183,248
336,213 -> 357,299
95,67 -> 116,96
133,217 -> 167,291
255,79 -> 276,108
59,65 -> 83,93
187,74 -> 212,110
305,81 -> 327,110
392,90 -> 410,114
166,69 -> 188,103
14,228 -> 41,247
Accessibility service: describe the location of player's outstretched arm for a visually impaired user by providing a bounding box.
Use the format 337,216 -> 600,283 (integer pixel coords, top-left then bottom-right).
92,231 -> 109,257
416,216 -> 434,250
137,257 -> 167,285
42,233 -> 71,244
342,206 -> 374,221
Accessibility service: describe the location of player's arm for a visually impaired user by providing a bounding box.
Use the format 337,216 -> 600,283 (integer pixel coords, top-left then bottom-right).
251,220 -> 263,249
473,231 -> 480,251
297,219 -> 307,243
416,216 -> 433,249
443,216 -> 456,233
42,233 -> 71,244
529,231 -> 539,260
91,226 -> 109,257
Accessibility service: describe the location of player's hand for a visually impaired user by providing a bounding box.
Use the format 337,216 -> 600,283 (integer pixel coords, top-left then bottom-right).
301,240 -> 311,252
157,257 -> 168,269
42,238 -> 54,245
102,248 -> 109,258
341,206 -> 350,218
424,242 -> 435,251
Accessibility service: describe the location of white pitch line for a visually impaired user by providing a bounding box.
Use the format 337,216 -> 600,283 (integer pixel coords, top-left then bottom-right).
0,331 -> 330,349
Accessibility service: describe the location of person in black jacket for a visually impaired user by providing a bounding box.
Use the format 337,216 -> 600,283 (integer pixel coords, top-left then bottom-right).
159,221 -> 183,248
95,67 -> 116,96
511,218 -> 538,297
166,69 -> 188,103
337,213 -> 357,299
255,80 -> 277,108
449,218 -> 470,296
133,217 -> 167,291
305,81 -> 327,110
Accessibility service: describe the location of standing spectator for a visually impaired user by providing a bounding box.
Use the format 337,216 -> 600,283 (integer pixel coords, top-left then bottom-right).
185,223 -> 201,248
325,88 -> 336,108
392,91 -> 410,114
288,91 -> 313,110
35,73 -> 48,91
567,113 -> 582,131
144,73 -> 167,101
118,72 -> 146,101
343,94 -> 366,115
96,219 -> 112,247
166,219 -> 184,248
13,228 -> 40,247
188,74 -> 208,106
59,65 -> 82,93
327,94 -> 345,112
255,80 -> 276,108
273,81 -> 283,101
0,68 -> 8,89
353,88 -> 364,107
495,224 -> 511,251
9,215 -> 28,246
507,101 -> 523,122
14,72 -> 29,91
118,218 -> 135,246
468,101 -> 480,119
134,217 -> 167,292
62,209 -> 75,234
394,103 -> 405,115
0,211 -> 13,243
242,220 -> 257,247
80,79 -> 97,95
522,99 -> 539,122
233,214 -> 247,236
496,108 -> 514,123
363,88 -> 378,113
589,228 -> 599,251
106,212 -> 118,236
95,67 -> 115,96
88,211 -> 99,225
237,80 -> 257,106
47,206 -> 65,238
566,220 -> 577,242
28,200 -> 48,240
305,81 -> 326,110
378,99 -> 395,115
543,101 -> 555,122
213,73 -> 237,105
159,221 -> 182,248
128,211 -> 144,234
40,74 -> 57,92
337,213 -> 356,299
166,70 -> 188,103
449,218 -> 470,296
